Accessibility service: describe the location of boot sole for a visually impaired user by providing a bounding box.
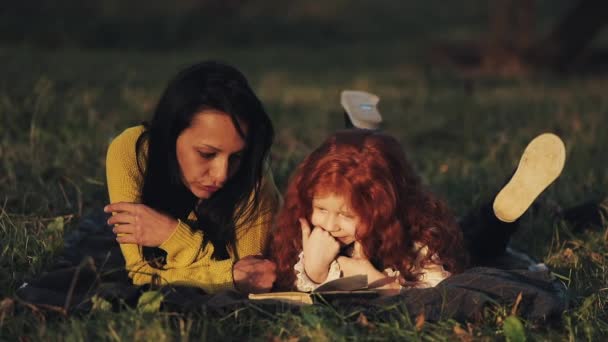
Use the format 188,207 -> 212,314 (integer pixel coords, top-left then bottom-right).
341,90 -> 382,129
493,133 -> 566,222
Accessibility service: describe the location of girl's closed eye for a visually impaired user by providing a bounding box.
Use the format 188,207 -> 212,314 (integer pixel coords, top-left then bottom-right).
340,212 -> 354,219
314,206 -> 327,213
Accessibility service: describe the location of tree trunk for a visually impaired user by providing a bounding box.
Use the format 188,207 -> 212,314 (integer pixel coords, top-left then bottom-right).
525,0 -> 608,71
484,0 -> 536,74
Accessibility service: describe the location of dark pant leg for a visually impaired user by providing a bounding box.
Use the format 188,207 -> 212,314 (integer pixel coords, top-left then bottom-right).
459,201 -> 520,267
344,112 -> 355,128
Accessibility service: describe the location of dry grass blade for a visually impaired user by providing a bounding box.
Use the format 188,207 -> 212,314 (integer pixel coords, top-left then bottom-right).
453,323 -> 473,342
355,312 -> 375,329
0,297 -> 15,325
415,311 -> 425,331
511,292 -> 523,316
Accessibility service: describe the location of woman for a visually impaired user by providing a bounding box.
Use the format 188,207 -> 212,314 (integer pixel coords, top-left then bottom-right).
104,61 -> 280,294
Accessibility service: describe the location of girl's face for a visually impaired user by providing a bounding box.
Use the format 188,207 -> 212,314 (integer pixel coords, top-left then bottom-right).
176,110 -> 246,199
310,192 -> 360,245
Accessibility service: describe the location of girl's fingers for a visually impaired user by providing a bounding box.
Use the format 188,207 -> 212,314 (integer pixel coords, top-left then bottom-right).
107,213 -> 135,226
299,218 -> 312,247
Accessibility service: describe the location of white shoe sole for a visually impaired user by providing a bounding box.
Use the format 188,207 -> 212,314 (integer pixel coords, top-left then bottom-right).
341,90 -> 382,129
493,133 -> 566,222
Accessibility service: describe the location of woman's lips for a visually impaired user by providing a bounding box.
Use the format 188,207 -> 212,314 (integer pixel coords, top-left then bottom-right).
201,185 -> 220,193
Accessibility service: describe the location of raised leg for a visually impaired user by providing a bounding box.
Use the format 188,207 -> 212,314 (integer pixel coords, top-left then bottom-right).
493,133 -> 566,222
463,133 -> 566,267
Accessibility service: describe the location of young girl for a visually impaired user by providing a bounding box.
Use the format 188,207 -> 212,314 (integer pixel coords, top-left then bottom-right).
269,126 -> 565,292
270,130 -> 468,291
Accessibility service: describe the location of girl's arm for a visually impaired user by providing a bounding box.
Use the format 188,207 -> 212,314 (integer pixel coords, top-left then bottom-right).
300,219 -> 341,283
294,251 -> 342,292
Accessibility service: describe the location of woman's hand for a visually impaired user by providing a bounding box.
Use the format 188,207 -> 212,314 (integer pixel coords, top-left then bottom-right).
300,218 -> 340,283
233,255 -> 277,294
104,202 -> 178,247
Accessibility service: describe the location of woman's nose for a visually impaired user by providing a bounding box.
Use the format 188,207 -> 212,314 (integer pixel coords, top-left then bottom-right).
210,158 -> 229,185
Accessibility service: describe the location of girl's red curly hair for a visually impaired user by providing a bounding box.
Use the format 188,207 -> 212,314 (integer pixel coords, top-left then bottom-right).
269,130 -> 468,290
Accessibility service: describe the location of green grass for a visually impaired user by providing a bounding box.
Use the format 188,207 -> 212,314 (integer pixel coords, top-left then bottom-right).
1,38 -> 607,340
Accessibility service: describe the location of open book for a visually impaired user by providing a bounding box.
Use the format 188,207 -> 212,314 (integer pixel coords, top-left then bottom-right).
248,275 -> 379,305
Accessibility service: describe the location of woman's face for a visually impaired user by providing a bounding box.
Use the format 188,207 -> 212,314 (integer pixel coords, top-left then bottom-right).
310,192 -> 360,245
176,110 -> 247,199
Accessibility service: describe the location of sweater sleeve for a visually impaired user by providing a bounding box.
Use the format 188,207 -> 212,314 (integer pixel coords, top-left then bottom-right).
105,126 -> 149,279
105,126 -> 280,293
148,169 -> 281,292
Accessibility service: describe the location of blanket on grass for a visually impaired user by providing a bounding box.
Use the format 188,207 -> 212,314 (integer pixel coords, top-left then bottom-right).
14,210 -> 567,322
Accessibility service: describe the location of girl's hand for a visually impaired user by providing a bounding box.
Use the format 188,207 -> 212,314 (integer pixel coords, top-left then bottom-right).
105,202 -> 178,247
300,218 -> 340,283
337,254 -> 402,291
233,255 -> 277,294
336,255 -> 376,278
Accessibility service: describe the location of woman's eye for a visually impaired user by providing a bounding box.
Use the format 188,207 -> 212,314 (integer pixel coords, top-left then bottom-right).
340,213 -> 353,219
198,151 -> 216,159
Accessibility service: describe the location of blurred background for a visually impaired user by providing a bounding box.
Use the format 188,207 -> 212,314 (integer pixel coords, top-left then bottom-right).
1,0 -> 607,214
1,0 -> 606,68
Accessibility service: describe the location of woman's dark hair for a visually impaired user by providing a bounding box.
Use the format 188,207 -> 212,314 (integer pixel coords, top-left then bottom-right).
136,61 -> 274,260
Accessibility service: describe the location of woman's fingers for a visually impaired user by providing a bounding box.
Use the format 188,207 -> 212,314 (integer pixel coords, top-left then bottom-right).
233,256 -> 277,294
116,234 -> 138,244
105,202 -> 177,247
113,224 -> 139,244
104,202 -> 140,214
112,224 -> 135,235
107,213 -> 135,226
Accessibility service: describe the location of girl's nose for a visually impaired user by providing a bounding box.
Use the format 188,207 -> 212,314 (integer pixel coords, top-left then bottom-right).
322,216 -> 339,232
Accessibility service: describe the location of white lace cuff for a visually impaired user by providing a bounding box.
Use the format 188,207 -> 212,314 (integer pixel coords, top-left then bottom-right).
294,251 -> 341,292
412,244 -> 451,288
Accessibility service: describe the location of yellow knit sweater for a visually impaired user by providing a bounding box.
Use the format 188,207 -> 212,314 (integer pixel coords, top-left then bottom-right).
105,126 -> 281,293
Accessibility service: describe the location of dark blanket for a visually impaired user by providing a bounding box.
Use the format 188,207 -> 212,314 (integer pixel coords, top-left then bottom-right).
373,267 -> 566,322
15,210 -> 567,322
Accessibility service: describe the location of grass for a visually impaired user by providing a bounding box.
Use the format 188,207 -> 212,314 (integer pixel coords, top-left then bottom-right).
1,8 -> 608,339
